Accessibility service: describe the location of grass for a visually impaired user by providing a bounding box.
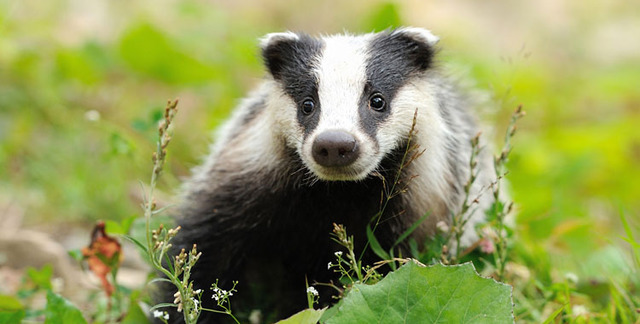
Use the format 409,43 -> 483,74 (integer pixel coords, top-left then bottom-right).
0,0 -> 639,323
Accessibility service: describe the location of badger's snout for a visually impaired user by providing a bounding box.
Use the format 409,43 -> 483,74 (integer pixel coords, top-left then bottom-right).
311,130 -> 360,167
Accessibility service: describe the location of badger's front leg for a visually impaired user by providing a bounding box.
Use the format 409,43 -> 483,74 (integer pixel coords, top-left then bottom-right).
167,175 -> 311,323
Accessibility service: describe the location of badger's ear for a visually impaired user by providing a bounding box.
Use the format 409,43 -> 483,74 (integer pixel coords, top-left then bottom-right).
392,27 -> 440,47
260,32 -> 299,80
260,32 -> 321,81
376,27 -> 439,71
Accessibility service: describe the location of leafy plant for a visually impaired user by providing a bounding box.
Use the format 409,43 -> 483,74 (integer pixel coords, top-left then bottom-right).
44,291 -> 88,324
125,99 -> 202,324
364,109 -> 425,270
322,261 -> 513,324
0,295 -> 26,323
0,266 -> 88,323
125,99 -> 239,324
276,308 -> 326,324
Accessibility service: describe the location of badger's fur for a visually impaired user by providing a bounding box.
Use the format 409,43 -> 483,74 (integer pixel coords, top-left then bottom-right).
166,28 -> 495,323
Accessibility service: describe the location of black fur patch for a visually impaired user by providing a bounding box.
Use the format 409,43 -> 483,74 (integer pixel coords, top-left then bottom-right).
262,34 -> 324,136
359,29 -> 437,139
166,145 -> 411,323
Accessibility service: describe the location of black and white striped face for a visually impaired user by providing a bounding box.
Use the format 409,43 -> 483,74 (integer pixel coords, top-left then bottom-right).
262,28 -> 440,181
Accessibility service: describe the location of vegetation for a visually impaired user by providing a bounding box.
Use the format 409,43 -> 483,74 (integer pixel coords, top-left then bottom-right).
1,0 -> 638,323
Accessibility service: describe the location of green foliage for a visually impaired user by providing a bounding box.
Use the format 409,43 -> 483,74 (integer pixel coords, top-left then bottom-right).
26,265 -> 54,291
363,2 -> 402,31
120,301 -> 149,324
322,262 -> 513,324
0,295 -> 26,324
44,291 -> 87,324
276,308 -> 326,324
104,215 -> 137,236
118,24 -> 216,84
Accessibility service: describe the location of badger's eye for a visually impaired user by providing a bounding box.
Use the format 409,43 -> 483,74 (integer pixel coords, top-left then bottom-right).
301,99 -> 315,115
369,94 -> 386,111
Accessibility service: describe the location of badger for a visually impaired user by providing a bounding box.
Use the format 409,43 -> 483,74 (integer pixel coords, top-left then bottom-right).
166,27 -> 495,323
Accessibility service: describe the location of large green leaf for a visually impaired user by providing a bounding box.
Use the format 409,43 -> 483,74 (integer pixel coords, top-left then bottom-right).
323,261 -> 513,324
44,291 -> 88,324
276,308 -> 326,324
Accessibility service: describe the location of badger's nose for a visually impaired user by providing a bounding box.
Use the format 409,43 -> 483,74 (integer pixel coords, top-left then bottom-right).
312,130 -> 360,167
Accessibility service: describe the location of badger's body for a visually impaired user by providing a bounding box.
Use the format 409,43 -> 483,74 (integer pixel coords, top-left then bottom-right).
168,28 -> 495,323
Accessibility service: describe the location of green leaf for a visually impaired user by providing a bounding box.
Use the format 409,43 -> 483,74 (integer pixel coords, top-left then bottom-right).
541,304 -> 566,324
121,234 -> 149,257
121,300 -> 151,324
121,215 -> 137,235
323,261 -> 514,324
44,291 -> 88,324
276,308 -> 326,324
105,219 -> 125,235
366,225 -> 390,261
67,249 -> 84,263
148,277 -> 173,285
392,212 -> 430,248
26,265 -> 53,290
0,295 -> 25,324
104,215 -> 137,235
149,303 -> 178,312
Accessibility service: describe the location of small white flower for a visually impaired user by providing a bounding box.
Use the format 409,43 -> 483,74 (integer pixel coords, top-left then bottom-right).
306,286 -> 319,296
572,304 -> 589,317
163,313 -> 169,320
436,221 -> 449,233
84,110 -> 101,122
334,251 -> 343,257
327,262 -> 332,269
565,272 -> 579,284
153,310 -> 164,318
194,289 -> 202,295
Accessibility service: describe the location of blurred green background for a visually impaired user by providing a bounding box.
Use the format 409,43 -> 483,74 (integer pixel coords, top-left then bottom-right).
1,0 -> 639,318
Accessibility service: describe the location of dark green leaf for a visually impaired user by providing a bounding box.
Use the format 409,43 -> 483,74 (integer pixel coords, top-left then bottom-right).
365,225 -> 390,261
392,212 -> 430,248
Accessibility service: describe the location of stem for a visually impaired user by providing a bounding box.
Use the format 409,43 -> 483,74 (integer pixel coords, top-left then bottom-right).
350,247 -> 363,282
493,105 -> 524,279
453,133 -> 482,260
362,109 -> 422,260
143,99 -> 201,323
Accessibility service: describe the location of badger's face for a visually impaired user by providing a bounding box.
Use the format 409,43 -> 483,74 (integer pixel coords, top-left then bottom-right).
262,28 -> 440,181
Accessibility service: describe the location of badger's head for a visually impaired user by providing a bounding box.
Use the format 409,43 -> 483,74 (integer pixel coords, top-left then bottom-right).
261,28 -> 441,181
